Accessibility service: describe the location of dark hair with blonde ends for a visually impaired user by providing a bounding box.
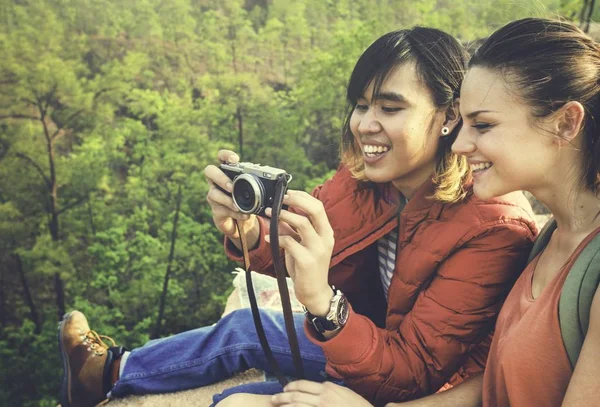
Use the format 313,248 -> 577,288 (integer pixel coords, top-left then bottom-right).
340,27 -> 470,203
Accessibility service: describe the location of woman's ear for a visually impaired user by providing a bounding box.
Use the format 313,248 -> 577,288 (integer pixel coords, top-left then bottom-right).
442,99 -> 461,134
553,101 -> 585,146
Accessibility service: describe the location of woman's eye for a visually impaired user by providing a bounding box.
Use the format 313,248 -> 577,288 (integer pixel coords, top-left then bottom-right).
472,123 -> 493,130
355,104 -> 368,112
381,106 -> 402,113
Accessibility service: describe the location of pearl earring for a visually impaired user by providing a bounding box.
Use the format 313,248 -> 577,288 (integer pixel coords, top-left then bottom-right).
441,127 -> 450,136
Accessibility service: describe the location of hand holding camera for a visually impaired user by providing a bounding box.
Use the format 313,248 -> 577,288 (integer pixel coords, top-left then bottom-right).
204,150 -> 260,249
205,150 -> 334,317
220,161 -> 292,217
205,149 -> 293,251
264,190 -> 335,317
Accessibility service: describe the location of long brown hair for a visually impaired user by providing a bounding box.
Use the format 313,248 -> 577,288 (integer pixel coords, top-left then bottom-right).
470,18 -> 600,192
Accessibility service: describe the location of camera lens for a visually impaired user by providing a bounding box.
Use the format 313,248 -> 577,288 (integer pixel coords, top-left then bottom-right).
232,174 -> 264,214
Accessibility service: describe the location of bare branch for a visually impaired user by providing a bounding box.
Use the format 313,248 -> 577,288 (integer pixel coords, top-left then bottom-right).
56,195 -> 89,216
65,108 -> 84,124
51,128 -> 68,142
43,84 -> 58,112
0,73 -> 18,86
93,88 -> 114,100
51,109 -> 85,140
19,97 -> 38,106
40,120 -> 50,144
14,152 -> 51,188
34,91 -> 46,119
0,114 -> 39,120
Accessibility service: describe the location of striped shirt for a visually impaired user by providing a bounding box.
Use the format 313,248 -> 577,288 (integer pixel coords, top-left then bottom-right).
378,229 -> 398,299
377,197 -> 406,299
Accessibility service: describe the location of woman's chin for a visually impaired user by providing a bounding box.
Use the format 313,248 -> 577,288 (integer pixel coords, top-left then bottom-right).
364,168 -> 394,184
473,182 -> 503,200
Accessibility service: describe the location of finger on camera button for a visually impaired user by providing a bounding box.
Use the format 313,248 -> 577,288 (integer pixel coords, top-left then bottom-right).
218,150 -> 239,164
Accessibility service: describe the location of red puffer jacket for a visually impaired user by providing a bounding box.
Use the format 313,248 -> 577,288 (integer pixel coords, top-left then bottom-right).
225,166 -> 537,406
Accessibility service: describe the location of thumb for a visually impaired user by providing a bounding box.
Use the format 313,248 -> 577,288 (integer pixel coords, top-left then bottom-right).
266,234 -> 304,259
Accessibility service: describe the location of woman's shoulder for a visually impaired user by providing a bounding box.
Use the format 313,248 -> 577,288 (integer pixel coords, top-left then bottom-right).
311,165 -> 354,195
312,165 -> 387,206
442,188 -> 538,236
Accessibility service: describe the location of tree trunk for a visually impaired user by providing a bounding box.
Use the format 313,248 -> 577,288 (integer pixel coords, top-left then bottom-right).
41,115 -> 59,242
54,272 -> 66,321
229,25 -> 238,74
193,269 -> 206,302
152,184 -> 183,339
41,111 -> 66,320
88,198 -> 96,235
583,0 -> 596,33
0,258 -> 5,331
580,0 -> 591,25
14,254 -> 42,334
236,106 -> 244,157
283,41 -> 288,85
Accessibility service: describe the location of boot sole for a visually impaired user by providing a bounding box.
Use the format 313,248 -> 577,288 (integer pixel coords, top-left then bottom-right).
59,311 -> 74,407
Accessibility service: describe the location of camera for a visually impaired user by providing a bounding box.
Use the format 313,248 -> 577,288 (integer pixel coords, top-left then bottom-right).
220,162 -> 292,217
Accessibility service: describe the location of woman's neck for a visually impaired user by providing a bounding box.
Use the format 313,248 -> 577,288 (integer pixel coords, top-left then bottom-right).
390,163 -> 435,200
391,181 -> 419,200
533,183 -> 600,234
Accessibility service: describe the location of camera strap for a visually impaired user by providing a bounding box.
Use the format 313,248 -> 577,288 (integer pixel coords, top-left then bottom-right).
235,174 -> 305,386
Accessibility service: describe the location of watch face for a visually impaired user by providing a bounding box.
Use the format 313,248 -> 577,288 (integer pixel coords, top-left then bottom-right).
337,296 -> 349,326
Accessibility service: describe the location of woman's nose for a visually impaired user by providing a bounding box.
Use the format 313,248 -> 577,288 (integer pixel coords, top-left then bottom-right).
357,108 -> 382,134
452,126 -> 476,156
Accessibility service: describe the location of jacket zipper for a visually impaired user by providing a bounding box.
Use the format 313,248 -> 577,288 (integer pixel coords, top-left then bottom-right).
331,212 -> 398,265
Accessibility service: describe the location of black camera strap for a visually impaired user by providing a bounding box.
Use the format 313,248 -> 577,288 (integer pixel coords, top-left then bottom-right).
235,174 -> 305,387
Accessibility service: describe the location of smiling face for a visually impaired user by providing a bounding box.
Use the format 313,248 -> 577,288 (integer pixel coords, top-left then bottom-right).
349,62 -> 448,196
453,67 -> 557,200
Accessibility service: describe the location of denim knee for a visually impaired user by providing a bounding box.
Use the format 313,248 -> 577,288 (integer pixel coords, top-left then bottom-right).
211,380 -> 284,407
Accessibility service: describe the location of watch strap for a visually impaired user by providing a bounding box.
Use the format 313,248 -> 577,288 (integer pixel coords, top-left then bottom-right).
306,314 -> 338,332
304,288 -> 346,334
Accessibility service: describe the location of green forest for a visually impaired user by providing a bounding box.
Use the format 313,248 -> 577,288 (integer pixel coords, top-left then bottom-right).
0,0 -> 596,405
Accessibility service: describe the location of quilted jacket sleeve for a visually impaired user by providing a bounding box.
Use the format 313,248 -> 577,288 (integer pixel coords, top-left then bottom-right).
223,184 -> 326,275
305,221 -> 534,406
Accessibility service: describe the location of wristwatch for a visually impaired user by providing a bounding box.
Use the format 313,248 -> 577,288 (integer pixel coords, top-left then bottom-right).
303,287 -> 349,334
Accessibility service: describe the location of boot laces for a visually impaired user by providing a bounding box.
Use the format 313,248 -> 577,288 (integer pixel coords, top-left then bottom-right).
80,330 -> 117,356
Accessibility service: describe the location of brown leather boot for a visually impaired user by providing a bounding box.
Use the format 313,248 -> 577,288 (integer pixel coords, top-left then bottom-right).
58,311 -> 120,407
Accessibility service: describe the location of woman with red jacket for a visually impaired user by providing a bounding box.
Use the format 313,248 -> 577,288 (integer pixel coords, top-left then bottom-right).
58,27 -> 536,407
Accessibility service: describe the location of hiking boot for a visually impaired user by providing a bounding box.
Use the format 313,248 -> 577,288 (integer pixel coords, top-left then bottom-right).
58,311 -> 121,407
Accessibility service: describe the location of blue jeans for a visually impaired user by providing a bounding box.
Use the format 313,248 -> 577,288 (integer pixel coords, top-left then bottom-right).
110,308 -> 329,405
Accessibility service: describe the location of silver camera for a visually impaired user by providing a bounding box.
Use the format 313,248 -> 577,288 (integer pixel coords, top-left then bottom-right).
220,162 -> 292,217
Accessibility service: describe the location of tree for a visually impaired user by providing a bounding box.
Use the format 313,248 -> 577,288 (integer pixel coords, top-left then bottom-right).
153,183 -> 183,338
0,0 -> 92,320
580,0 -> 597,32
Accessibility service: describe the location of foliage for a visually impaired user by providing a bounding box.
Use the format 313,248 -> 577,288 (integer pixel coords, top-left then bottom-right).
0,0 -> 592,404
